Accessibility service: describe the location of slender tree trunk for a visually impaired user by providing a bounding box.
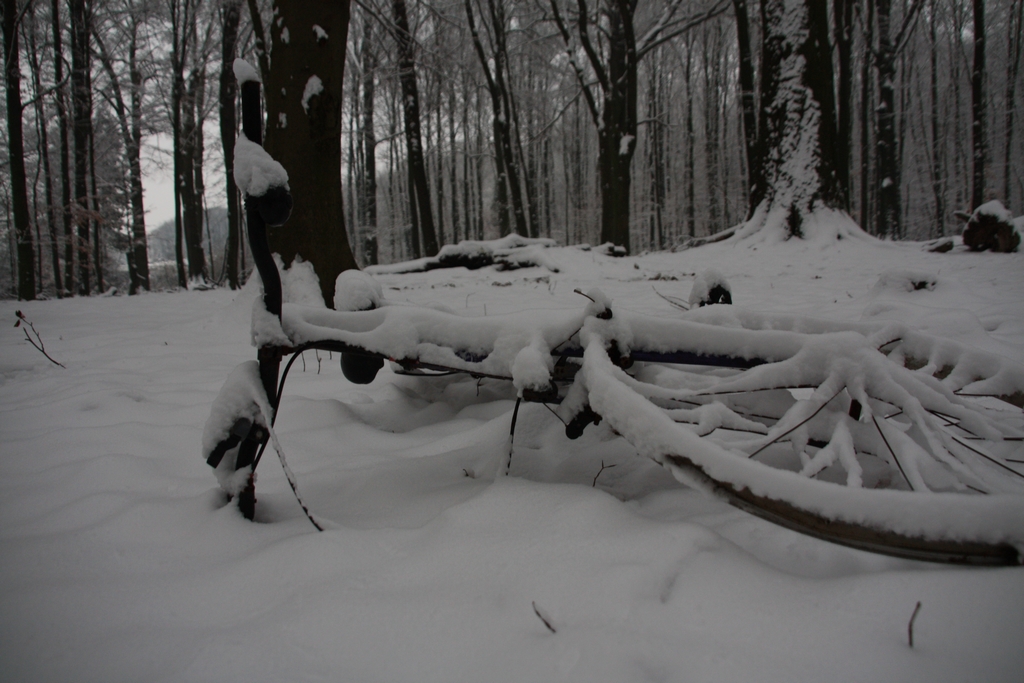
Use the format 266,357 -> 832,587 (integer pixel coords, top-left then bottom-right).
170,0 -> 191,288
685,37 -> 695,238
876,0 -> 901,239
860,0 -> 874,232
392,0 -> 438,256
52,0 -> 74,294
28,8 -> 62,295
94,21 -> 150,293
244,0 -> 269,83
127,29 -> 149,292
70,0 -> 92,294
448,81 -> 459,245
929,0 -> 945,237
220,0 -> 241,288
181,69 -> 202,280
971,0 -> 986,209
189,69 -> 208,280
733,0 -> 760,218
703,25 -> 721,234
1004,0 -> 1022,206
361,13 -> 378,264
3,0 -> 35,299
835,0 -> 853,209
88,91 -> 103,292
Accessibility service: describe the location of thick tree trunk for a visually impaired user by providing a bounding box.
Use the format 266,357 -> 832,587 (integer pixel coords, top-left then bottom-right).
750,0 -> 845,237
597,2 -> 637,251
3,0 -> 36,299
263,0 -> 358,306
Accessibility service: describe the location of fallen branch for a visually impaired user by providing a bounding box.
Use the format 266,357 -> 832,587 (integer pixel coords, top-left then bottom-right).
14,311 -> 65,368
653,286 -> 689,311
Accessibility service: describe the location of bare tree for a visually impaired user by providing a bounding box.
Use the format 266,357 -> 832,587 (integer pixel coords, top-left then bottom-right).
93,0 -> 152,293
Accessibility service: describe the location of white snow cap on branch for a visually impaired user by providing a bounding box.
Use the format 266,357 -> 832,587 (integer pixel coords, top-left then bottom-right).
233,58 -> 260,84
972,200 -> 1013,223
312,24 -> 328,41
234,134 -> 289,197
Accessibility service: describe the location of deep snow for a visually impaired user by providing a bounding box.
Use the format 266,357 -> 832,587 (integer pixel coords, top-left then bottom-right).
1,236 -> 1023,682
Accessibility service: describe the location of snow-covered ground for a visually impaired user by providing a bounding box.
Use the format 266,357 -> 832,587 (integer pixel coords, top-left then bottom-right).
2,235 -> 1022,682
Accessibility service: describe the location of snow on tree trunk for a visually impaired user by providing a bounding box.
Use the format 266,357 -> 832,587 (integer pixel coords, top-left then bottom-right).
738,0 -> 858,243
263,0 -> 359,307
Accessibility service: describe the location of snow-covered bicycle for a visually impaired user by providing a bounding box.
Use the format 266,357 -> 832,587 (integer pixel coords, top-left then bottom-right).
205,64 -> 1024,566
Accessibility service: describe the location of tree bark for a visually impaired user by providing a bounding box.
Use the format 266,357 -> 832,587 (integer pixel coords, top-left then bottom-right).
220,0 -> 241,288
3,0 -> 36,299
51,0 -> 73,294
929,0 -> 945,236
733,0 -> 760,219
263,0 -> 359,306
70,0 -> 92,294
391,0 -> 438,257
1003,0 -> 1022,206
753,0 -> 845,235
170,0 -> 193,288
876,0 -> 902,238
970,0 -> 986,209
834,0 -> 853,210
27,5 -> 61,295
360,13 -> 378,264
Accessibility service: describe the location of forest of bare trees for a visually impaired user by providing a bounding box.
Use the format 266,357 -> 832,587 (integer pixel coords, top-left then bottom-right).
1,0 -> 1022,299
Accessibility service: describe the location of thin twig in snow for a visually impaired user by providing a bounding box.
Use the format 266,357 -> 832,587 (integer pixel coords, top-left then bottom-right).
532,601 -> 556,634
652,286 -> 689,311
14,311 -> 65,368
908,601 -> 922,648
592,460 -> 618,487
